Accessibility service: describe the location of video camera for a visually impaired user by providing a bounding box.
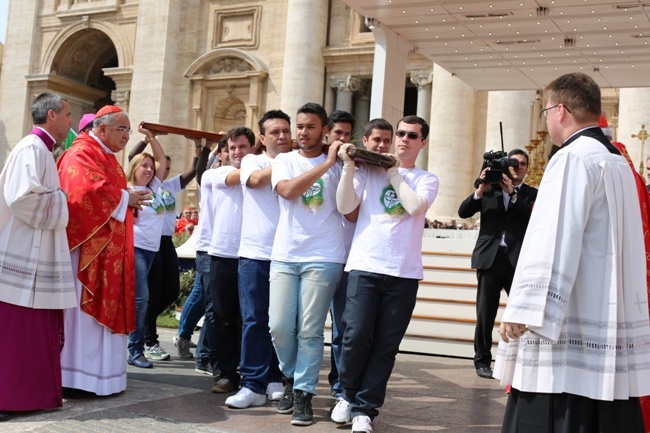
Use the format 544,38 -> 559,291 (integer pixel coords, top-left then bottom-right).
476,150 -> 520,187
473,122 -> 520,189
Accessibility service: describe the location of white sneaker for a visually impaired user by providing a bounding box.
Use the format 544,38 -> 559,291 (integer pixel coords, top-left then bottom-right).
266,382 -> 284,401
331,398 -> 352,423
351,415 -> 373,433
225,387 -> 266,409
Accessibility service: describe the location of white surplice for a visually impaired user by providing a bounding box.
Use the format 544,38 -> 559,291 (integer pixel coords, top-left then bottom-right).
60,249 -> 128,396
493,133 -> 650,401
0,134 -> 75,309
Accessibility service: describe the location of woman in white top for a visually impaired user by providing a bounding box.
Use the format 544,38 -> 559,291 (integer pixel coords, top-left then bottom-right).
125,124 -> 167,368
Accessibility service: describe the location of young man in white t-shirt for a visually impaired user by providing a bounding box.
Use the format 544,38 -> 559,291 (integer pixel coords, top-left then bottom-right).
269,102 -> 345,426
224,110 -> 292,409
324,110 -> 355,403
331,116 -> 439,433
204,127 -> 254,394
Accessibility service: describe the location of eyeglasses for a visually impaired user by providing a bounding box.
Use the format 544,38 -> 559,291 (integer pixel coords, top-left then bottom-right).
109,126 -> 132,135
541,104 -> 571,117
396,130 -> 423,140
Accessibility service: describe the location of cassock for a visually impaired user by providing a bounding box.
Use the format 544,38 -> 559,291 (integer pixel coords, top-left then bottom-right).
57,131 -> 135,396
0,131 -> 76,411
494,128 -> 650,432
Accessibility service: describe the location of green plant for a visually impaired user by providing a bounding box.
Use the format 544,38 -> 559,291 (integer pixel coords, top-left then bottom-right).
172,268 -> 196,311
172,231 -> 191,248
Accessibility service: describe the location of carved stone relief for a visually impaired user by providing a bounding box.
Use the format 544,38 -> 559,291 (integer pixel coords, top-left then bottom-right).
214,6 -> 260,49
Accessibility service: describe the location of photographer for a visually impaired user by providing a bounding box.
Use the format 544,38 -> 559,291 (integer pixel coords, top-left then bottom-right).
458,148 -> 537,379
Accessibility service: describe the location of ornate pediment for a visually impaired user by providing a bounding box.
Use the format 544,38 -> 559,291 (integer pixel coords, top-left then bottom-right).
206,57 -> 253,75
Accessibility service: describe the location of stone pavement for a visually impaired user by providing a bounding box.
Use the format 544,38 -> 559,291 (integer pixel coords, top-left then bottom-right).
4,328 -> 507,433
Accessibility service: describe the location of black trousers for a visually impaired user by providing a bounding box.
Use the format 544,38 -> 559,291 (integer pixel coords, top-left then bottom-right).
144,236 -> 180,346
502,388 -> 646,433
210,255 -> 241,384
474,247 -> 513,369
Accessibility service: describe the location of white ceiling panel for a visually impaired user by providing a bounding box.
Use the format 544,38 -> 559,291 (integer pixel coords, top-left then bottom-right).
341,0 -> 650,89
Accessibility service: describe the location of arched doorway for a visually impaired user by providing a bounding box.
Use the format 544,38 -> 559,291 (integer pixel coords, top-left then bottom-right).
49,28 -> 118,114
184,48 -> 269,132
213,94 -> 247,133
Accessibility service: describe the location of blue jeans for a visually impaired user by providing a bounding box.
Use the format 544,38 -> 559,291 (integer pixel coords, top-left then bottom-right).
128,247 -> 157,359
178,269 -> 204,341
210,256 -> 241,384
195,251 -> 218,368
238,258 -> 283,394
340,270 -> 418,420
269,261 -> 343,395
329,271 -> 349,397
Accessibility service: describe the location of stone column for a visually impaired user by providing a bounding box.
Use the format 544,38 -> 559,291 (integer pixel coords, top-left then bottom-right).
618,88 -> 650,177
103,67 -> 133,113
410,70 -> 433,170
485,90 -> 536,153
330,75 -> 361,113
0,0 -> 40,164
353,81 -> 371,146
428,63 -> 477,221
129,0 -> 181,124
367,19 -> 413,126
126,0 -> 182,166
280,0 -> 328,120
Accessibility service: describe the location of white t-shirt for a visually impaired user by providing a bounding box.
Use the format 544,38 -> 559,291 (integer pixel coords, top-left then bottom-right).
158,175 -> 182,236
207,166 -> 243,259
270,151 -> 345,263
345,165 -> 439,279
342,216 -> 356,260
194,169 -> 217,253
238,153 -> 280,260
132,177 -> 165,252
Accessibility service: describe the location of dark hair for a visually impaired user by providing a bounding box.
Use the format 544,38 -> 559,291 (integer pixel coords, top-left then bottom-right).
545,73 -> 601,123
363,118 -> 393,138
216,136 -> 228,154
508,148 -> 529,165
397,115 -> 429,139
32,93 -> 66,124
297,102 -> 328,128
327,110 -> 355,130
227,126 -> 255,147
258,109 -> 291,135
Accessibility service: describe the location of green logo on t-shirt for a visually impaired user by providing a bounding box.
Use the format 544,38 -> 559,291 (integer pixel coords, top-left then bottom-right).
381,185 -> 405,217
302,178 -> 324,210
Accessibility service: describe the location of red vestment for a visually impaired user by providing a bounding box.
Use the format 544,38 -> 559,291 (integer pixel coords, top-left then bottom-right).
613,142 -> 650,431
57,134 -> 135,335
174,217 -> 198,233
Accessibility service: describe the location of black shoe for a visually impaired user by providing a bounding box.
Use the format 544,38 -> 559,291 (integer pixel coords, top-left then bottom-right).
277,377 -> 294,414
476,366 -> 493,379
0,411 -> 11,422
291,390 -> 313,426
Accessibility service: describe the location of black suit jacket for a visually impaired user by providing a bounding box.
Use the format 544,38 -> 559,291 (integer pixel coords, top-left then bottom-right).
458,183 -> 537,270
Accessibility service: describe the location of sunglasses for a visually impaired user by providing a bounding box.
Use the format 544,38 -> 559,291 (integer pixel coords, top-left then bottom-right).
396,130 -> 423,140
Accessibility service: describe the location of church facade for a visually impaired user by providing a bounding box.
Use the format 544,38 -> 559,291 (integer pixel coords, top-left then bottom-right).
0,0 -> 647,220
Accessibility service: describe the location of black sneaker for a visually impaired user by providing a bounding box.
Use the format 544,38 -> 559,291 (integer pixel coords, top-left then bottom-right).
291,390 -> 313,426
277,377 -> 294,414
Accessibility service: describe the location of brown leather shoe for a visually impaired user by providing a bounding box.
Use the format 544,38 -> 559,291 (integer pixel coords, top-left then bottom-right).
211,377 -> 238,393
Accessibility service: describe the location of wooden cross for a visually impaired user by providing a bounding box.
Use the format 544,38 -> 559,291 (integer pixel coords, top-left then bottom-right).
632,124 -> 649,181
